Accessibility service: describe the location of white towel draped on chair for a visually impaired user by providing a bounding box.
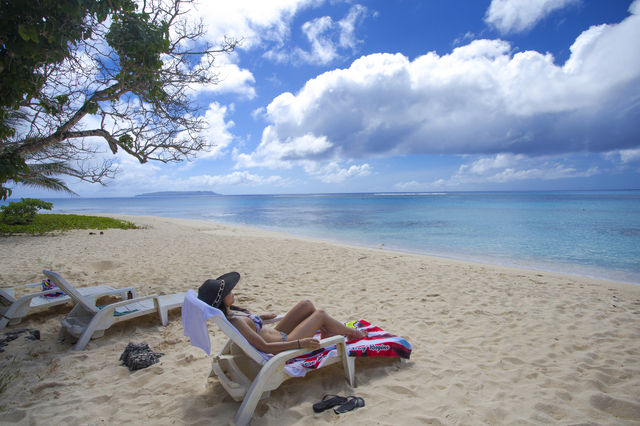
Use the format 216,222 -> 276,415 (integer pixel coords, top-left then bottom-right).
182,290 -> 220,355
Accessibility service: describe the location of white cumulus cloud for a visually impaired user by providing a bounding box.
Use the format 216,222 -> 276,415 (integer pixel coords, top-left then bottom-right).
424,153 -> 602,188
187,171 -> 283,187
609,148 -> 640,164
237,8 -> 640,171
235,130 -> 333,169
302,161 -> 371,183
485,0 -> 580,34
189,0 -> 316,49
198,103 -> 236,159
181,2 -> 366,97
189,55 -> 256,99
296,5 -> 367,65
182,0 -> 319,98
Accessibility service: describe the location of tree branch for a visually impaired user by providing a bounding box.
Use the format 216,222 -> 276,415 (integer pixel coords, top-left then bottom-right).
4,0 -> 235,192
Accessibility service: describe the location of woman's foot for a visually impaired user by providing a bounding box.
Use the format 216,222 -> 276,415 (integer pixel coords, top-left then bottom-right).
346,328 -> 367,340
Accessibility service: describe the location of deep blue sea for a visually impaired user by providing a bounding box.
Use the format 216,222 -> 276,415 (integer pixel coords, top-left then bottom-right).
7,191 -> 640,284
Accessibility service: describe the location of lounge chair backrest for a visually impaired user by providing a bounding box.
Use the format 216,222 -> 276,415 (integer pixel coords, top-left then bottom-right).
42,270 -> 100,314
211,308 -> 270,365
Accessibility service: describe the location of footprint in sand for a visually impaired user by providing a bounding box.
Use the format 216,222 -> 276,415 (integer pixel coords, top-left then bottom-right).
590,393 -> 640,419
89,260 -> 120,273
176,354 -> 197,366
0,409 -> 27,422
533,402 -> 566,421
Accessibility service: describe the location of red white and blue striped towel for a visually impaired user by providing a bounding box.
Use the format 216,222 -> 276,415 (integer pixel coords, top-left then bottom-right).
284,320 -> 412,377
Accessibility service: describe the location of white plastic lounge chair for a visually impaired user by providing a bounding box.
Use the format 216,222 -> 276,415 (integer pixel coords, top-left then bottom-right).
43,270 -> 185,351
1,279 -> 136,330
182,290 -> 355,426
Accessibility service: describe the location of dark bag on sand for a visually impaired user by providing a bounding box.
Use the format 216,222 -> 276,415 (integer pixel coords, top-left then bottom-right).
120,342 -> 163,371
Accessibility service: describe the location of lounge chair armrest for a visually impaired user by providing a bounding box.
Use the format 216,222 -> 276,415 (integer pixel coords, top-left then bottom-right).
120,286 -> 136,297
317,335 -> 348,347
0,287 -> 68,322
19,288 -> 69,300
268,335 -> 348,362
263,314 -> 284,325
11,282 -> 135,301
101,286 -> 136,297
20,282 -> 47,289
97,294 -> 158,310
86,286 -> 137,302
269,347 -> 314,361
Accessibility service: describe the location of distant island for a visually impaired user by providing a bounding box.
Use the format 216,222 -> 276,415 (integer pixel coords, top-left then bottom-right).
135,191 -> 221,197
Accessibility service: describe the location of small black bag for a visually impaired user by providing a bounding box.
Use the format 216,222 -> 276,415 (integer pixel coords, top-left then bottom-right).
120,342 -> 163,371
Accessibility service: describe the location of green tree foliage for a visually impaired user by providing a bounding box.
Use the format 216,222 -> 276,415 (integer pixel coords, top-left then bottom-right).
0,198 -> 53,225
0,0 -> 237,199
0,149 -> 27,199
106,11 -> 170,102
0,0 -> 135,199
0,0 -> 134,116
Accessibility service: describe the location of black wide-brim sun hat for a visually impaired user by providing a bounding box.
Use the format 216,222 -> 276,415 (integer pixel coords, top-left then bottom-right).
198,272 -> 241,309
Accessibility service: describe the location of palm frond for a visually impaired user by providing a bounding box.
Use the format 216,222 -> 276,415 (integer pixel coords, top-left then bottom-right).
25,162 -> 80,177
11,162 -> 78,195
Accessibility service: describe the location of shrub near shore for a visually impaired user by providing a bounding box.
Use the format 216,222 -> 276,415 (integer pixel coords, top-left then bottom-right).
0,214 -> 138,235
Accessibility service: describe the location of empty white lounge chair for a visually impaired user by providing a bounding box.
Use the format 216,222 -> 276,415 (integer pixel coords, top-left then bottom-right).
43,270 -> 185,350
1,279 -> 135,330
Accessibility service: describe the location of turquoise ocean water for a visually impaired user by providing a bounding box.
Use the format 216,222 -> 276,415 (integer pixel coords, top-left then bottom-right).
8,191 -> 640,284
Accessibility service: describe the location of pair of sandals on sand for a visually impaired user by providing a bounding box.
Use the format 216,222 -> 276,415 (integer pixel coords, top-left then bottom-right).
313,394 -> 365,414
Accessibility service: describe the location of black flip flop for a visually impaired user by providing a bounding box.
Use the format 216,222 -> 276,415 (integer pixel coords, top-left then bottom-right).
313,394 -> 348,413
333,395 -> 365,414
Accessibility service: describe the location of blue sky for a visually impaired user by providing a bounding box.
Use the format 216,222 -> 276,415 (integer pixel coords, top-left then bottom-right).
12,0 -> 640,197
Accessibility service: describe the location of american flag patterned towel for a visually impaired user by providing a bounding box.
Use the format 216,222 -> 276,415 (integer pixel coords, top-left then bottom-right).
283,320 -> 412,377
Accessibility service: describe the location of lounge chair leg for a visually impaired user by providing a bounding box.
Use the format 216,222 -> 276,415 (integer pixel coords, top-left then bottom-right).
73,331 -> 93,351
346,356 -> 356,387
235,369 -> 272,426
160,308 -> 168,326
235,387 -> 263,426
0,305 -> 22,330
72,316 -> 104,350
336,340 -> 356,387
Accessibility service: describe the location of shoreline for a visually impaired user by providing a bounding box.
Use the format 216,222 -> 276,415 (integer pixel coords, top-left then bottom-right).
32,190 -> 640,286
114,213 -> 640,287
1,214 -> 639,424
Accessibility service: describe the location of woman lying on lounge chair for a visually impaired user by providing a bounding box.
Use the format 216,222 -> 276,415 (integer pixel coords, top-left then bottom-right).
197,272 -> 367,354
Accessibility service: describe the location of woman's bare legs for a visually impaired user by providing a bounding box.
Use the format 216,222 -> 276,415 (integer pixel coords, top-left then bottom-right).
274,299 -> 316,334
276,300 -> 365,341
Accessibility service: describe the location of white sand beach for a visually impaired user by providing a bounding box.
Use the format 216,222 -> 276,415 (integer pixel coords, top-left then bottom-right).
1,215 -> 639,425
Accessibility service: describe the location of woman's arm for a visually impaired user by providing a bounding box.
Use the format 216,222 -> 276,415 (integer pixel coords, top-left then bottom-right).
231,317 -> 320,354
259,313 -> 277,321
